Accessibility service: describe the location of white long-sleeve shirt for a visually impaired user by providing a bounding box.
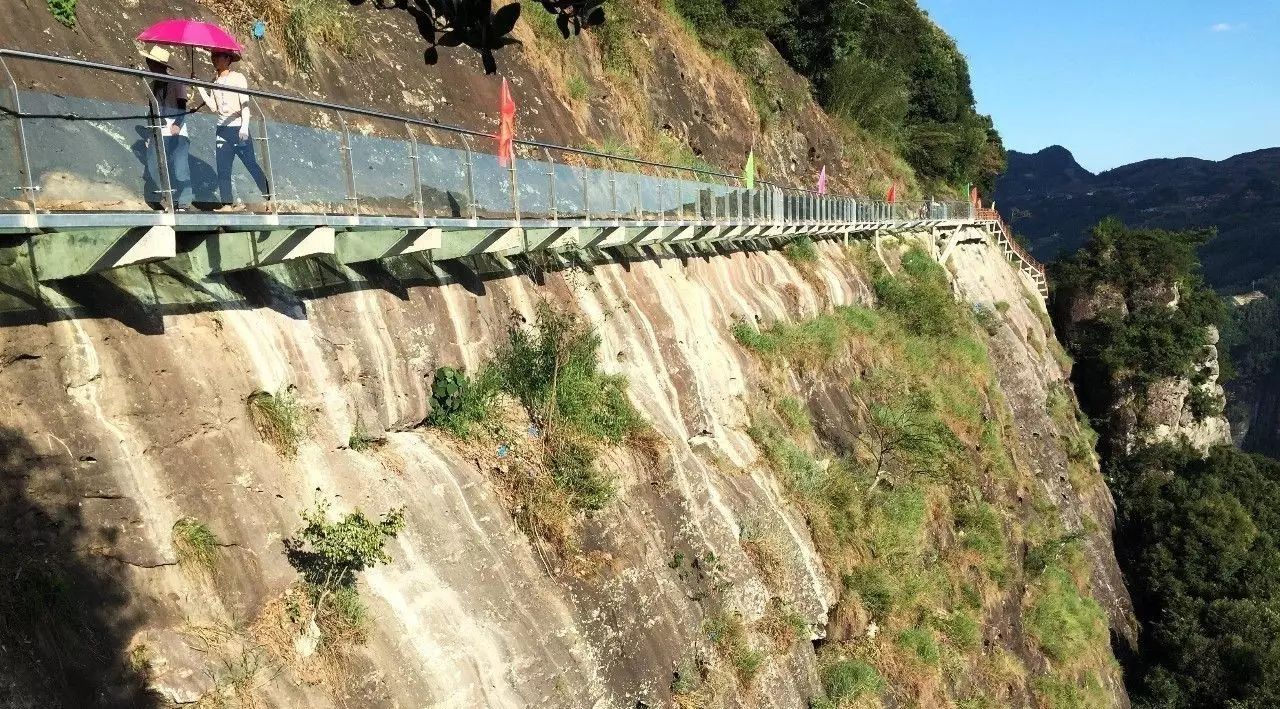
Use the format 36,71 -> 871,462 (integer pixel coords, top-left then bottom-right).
198,70 -> 250,128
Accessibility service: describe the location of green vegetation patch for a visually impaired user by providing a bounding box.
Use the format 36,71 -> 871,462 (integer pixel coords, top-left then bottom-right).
248,388 -> 310,458
732,305 -> 880,370
1024,567 -> 1107,664
819,658 -> 884,704
172,517 -> 220,570
704,611 -> 765,685
284,500 -> 405,650
784,236 -> 819,265
47,0 -> 76,27
427,304 -> 651,550
896,627 -> 941,666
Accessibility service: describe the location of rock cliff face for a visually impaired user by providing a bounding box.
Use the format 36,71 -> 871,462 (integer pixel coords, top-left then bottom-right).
0,231 -> 1131,707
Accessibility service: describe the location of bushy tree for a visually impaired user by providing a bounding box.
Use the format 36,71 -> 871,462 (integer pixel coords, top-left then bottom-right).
1113,445 -> 1280,708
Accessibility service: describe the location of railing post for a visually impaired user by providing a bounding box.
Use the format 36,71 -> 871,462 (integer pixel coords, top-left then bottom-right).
0,56 -> 37,214
580,164 -> 589,221
634,173 -> 642,221
509,144 -> 521,223
658,178 -> 665,225
251,98 -> 278,215
461,134 -> 478,221
335,111 -> 359,215
542,147 -> 556,223
405,122 -> 424,219
138,77 -> 174,214
608,161 -> 619,221
676,177 -> 684,221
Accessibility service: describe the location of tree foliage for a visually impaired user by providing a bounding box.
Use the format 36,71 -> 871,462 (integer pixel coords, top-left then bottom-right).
1111,445 -> 1280,708
1055,219 -> 1225,394
670,0 -> 1005,189
1056,220 -> 1280,708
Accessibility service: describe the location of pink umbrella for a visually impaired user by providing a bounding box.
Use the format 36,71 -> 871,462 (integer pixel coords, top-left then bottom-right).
138,19 -> 243,54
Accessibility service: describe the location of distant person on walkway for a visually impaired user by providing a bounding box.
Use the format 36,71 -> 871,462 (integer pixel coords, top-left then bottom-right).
196,51 -> 269,210
140,46 -> 192,211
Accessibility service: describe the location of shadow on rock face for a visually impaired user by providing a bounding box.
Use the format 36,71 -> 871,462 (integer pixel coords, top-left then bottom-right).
0,427 -> 161,708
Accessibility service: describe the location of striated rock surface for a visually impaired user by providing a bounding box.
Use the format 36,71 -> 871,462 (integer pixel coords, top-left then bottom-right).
0,231 -> 1131,707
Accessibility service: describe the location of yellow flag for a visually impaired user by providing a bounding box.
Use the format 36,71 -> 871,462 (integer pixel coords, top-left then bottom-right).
743,151 -> 756,190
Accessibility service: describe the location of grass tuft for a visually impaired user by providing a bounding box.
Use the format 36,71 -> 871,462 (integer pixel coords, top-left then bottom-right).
704,611 -> 764,686
1025,567 -> 1107,664
173,517 -> 220,570
248,388 -> 309,458
820,658 -> 884,703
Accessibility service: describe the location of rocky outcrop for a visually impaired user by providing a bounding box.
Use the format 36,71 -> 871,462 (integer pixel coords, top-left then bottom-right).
1059,281 -> 1231,456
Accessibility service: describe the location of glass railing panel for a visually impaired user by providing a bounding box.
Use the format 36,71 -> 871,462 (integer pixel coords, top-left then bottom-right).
345,112 -> 416,217
513,143 -> 553,220
242,98 -> 348,214
0,79 -> 28,213
466,135 -> 516,220
581,161 -> 614,220
7,60 -> 168,212
413,130 -> 472,219
637,167 -> 677,220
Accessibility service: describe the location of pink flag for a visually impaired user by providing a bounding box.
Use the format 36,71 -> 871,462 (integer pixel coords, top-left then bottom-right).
817,166 -> 828,195
497,78 -> 516,167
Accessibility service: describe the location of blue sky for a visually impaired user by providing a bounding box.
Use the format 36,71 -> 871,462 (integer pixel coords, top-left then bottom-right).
917,1 -> 1280,173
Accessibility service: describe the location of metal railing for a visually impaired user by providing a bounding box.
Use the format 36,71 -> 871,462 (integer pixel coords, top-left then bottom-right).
0,48 -> 978,230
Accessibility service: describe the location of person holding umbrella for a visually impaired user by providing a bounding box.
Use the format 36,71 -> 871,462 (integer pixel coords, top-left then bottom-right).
196,50 -> 270,210
139,45 -> 193,211
136,19 -> 268,210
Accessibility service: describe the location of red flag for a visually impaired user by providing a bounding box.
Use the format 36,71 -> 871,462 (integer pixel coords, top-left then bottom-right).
886,183 -> 897,204
497,78 -> 516,167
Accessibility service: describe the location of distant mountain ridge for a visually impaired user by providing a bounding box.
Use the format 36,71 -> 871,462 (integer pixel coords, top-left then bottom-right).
995,145 -> 1280,291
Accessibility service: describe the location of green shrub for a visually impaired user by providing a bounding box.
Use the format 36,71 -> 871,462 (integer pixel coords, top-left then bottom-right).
567,74 -> 590,101
784,236 -> 819,265
47,0 -> 76,27
1186,386 -> 1223,421
496,304 -> 646,444
248,388 -> 309,458
874,248 -> 962,338
820,659 -> 884,703
172,518 -> 219,570
1025,568 -> 1106,663
284,500 -> 406,624
427,366 -> 500,438
896,627 -> 941,665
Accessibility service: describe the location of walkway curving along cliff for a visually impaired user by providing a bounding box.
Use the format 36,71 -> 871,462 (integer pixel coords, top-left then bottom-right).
0,49 -> 1047,299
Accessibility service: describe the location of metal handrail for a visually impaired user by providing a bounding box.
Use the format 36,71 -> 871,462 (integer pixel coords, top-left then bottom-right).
0,48 -> 990,230
0,48 -> 762,188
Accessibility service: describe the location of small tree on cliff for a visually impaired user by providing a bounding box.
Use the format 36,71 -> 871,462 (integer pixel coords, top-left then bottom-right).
285,500 -> 406,628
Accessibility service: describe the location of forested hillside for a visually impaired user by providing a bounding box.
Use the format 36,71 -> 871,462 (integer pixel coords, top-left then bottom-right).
1054,219 -> 1280,709
667,0 -> 1007,193
995,146 -> 1280,292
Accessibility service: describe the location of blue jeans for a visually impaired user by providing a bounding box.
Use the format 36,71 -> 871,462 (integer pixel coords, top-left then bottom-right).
215,125 -> 269,204
146,134 -> 192,208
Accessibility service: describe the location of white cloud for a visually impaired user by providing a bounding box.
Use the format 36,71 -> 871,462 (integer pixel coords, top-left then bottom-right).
1211,22 -> 1244,32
